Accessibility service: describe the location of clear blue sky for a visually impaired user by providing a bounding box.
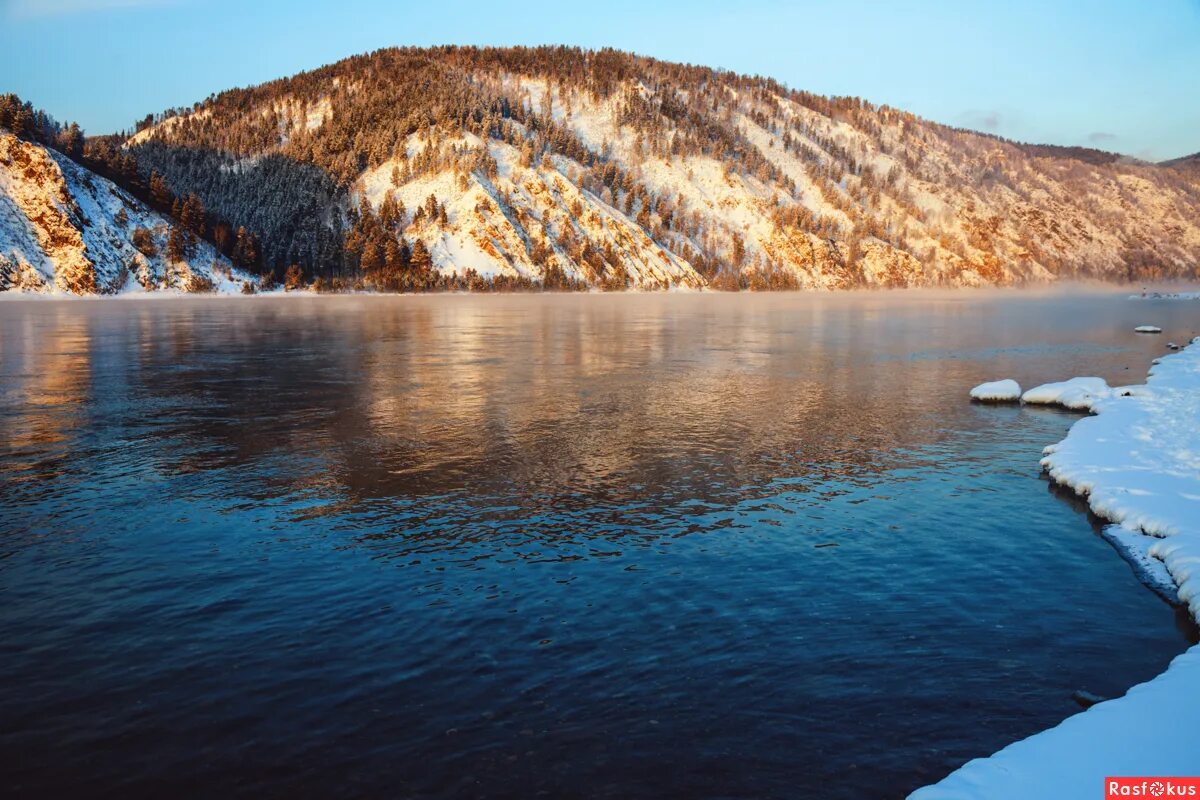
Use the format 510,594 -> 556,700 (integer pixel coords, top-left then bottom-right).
2,0 -> 1198,160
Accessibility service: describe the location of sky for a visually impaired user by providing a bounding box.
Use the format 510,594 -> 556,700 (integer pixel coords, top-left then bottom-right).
1,0 -> 1198,160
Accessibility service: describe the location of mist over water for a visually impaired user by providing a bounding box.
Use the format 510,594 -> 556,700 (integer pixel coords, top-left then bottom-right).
1,291 -> 1197,798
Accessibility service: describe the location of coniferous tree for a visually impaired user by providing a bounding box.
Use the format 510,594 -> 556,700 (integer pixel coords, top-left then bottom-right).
166,224 -> 187,263
360,238 -> 385,274
150,171 -> 173,209
232,226 -> 250,268
57,122 -> 83,159
179,193 -> 206,254
384,237 -> 403,275
409,239 -> 432,273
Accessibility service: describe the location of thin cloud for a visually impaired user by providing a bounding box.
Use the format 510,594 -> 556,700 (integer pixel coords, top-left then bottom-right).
958,109 -> 1003,133
5,0 -> 178,19
1088,131 -> 1118,143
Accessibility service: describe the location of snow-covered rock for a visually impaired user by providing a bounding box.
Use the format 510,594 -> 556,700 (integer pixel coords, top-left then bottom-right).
0,131 -> 254,295
916,341 -> 1200,799
1134,325 -> 1163,333
969,379 -> 1021,402
1020,377 -> 1110,409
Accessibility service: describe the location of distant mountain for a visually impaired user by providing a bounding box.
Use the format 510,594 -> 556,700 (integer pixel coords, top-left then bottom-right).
8,46 -> 1200,293
0,129 -> 255,294
1161,152 -> 1200,177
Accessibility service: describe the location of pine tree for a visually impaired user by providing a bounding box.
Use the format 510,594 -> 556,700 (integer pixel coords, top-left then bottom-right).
181,194 -> 206,238
379,191 -> 400,230
57,122 -> 84,159
360,239 -> 384,274
409,239 -> 432,273
242,231 -> 260,270
179,194 -> 205,255
12,102 -> 33,139
283,264 -> 304,290
166,224 -> 187,263
150,171 -> 173,209
384,237 -> 403,272
232,226 -> 249,268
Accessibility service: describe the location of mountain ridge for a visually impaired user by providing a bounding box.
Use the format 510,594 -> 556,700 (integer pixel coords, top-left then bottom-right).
4,46 -> 1199,293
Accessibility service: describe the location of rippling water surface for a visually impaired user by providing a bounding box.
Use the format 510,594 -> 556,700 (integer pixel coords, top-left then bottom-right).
1,291 -> 1197,799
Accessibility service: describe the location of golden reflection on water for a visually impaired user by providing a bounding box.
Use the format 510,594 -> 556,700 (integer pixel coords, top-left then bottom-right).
0,307 -> 95,471
0,290 -> 1182,520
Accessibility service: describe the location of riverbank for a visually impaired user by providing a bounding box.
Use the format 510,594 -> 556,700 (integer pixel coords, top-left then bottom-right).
914,337 -> 1200,798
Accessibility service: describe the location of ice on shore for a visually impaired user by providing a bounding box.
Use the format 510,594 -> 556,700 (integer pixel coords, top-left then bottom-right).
914,340 -> 1200,799
969,379 -> 1021,402
1134,325 -> 1163,333
1130,292 -> 1200,300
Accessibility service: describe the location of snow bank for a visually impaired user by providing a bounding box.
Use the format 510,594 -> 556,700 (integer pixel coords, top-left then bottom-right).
969,379 -> 1021,402
914,339 -> 1200,799
1041,341 -> 1200,619
911,649 -> 1200,799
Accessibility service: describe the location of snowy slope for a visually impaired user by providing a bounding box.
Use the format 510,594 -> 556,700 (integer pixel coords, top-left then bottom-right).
914,339 -> 1200,799
0,131 -> 253,294
355,130 -> 703,289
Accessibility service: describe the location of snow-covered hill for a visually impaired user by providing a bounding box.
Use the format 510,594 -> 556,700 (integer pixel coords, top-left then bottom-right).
0,130 -> 254,294
124,46 -> 1200,290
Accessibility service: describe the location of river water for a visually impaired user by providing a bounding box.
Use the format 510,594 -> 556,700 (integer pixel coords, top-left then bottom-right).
1,290 -> 1197,798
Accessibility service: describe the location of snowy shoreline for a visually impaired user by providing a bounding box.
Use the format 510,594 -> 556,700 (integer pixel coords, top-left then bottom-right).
914,338 -> 1200,798
3,282 -> 1197,302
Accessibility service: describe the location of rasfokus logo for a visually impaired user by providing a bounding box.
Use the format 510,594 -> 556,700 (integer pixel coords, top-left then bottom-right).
1106,778 -> 1200,798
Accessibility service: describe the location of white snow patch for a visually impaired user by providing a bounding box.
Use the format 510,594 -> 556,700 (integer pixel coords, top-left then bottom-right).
1135,325 -> 1163,333
970,379 -> 1021,402
1021,377 -> 1111,409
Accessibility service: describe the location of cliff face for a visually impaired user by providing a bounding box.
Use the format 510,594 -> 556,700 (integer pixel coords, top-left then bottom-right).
0,131 -> 252,294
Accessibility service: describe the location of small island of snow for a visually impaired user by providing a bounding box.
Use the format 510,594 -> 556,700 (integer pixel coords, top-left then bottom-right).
1134,325 -> 1163,333
969,379 -> 1022,402
1020,377 -> 1111,409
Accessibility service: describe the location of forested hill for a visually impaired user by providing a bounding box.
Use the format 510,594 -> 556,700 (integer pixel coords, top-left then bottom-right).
0,97 -> 255,294
7,46 -> 1200,293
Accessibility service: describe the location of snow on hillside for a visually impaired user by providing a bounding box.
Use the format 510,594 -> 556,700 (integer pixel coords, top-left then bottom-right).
373,76 -> 1198,288
0,131 -> 253,294
914,339 -> 1200,799
356,129 -> 702,288
124,47 -> 1200,290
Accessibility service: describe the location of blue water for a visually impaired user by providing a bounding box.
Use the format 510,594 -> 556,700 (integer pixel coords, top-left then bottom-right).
1,291 -> 1197,798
